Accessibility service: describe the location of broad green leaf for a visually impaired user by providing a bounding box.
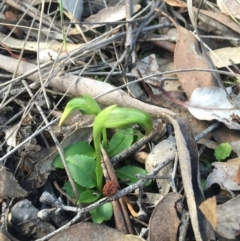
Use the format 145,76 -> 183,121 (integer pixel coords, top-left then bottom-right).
62,181 -> 85,198
214,143 -> 232,161
90,202 -> 113,223
107,128 -> 133,157
78,190 -> 100,204
66,155 -> 97,188
116,165 -> 150,185
53,141 -> 95,169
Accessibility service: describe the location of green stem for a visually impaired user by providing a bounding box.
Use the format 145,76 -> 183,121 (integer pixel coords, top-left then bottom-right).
102,129 -> 107,149
93,129 -> 103,191
59,0 -> 67,50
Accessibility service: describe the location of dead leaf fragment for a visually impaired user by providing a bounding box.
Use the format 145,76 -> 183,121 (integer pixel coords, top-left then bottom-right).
0,166 -> 27,199
200,195 -> 240,239
188,87 -> 240,129
209,47 -> 240,68
149,192 -> 182,241
206,158 -> 240,190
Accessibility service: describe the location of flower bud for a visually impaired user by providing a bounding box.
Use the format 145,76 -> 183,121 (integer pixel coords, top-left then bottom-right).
59,95 -> 101,126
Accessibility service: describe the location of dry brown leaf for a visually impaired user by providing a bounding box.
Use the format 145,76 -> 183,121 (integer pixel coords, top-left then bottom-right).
206,158 -> 240,190
174,26 -> 217,98
200,195 -> 240,239
49,222 -> 124,241
195,8 -> 240,34
0,166 -> 27,199
199,196 -> 217,230
209,47 -> 240,68
149,192 -> 182,241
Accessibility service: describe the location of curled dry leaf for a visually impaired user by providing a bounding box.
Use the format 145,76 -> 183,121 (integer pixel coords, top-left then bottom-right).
188,87 -> 240,129
200,195 -> 240,239
148,192 -> 182,241
206,158 -> 240,190
0,166 -> 27,199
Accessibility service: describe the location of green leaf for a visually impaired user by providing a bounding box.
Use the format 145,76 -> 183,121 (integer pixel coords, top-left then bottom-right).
214,142 -> 232,161
66,155 -> 97,188
116,165 -> 150,185
107,128 -> 133,157
90,202 -> 113,223
62,181 -> 85,198
53,141 -> 95,169
78,190 -> 100,204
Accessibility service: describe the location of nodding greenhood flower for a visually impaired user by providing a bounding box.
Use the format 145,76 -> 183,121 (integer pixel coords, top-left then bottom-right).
59,95 -> 101,126
93,105 -> 153,190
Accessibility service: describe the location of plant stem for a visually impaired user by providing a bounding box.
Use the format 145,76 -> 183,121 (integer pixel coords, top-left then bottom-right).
102,129 -> 107,148
94,134 -> 103,191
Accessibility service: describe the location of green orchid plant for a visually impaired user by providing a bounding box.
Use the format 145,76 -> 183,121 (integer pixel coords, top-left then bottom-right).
54,95 -> 153,223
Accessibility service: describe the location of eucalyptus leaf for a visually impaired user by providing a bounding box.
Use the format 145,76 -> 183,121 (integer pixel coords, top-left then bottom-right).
116,165 -> 151,186
90,202 -> 113,224
107,128 -> 133,157
78,190 -> 100,204
53,141 -> 95,169
66,155 -> 97,188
